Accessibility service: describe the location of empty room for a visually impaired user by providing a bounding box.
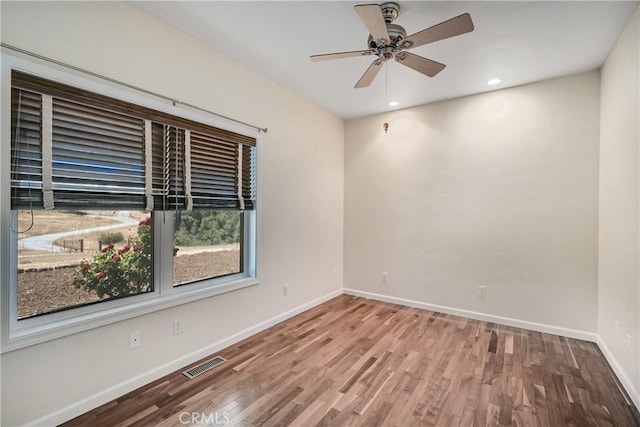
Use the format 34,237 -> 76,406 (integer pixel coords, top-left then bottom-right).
0,1 -> 639,426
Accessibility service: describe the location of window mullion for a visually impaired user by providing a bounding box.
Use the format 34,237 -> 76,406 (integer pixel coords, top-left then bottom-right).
155,211 -> 175,296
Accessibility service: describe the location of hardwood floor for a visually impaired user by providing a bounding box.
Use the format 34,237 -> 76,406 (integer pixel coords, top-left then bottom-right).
63,295 -> 640,426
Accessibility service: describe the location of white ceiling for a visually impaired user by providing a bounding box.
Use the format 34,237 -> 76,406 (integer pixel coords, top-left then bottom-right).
135,1 -> 638,119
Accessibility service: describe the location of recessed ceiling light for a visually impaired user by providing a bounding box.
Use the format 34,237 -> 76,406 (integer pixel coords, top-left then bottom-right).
487,78 -> 502,86
388,101 -> 399,107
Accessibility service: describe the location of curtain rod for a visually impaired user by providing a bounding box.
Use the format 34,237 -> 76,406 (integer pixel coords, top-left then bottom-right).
1,43 -> 268,134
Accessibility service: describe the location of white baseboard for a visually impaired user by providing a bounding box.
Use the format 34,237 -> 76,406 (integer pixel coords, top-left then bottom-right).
343,288 -> 598,342
595,335 -> 640,409
26,289 -> 343,427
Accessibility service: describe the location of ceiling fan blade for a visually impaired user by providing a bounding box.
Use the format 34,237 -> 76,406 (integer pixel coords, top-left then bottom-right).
310,50 -> 373,62
402,13 -> 474,49
395,52 -> 445,77
355,59 -> 384,88
354,4 -> 390,44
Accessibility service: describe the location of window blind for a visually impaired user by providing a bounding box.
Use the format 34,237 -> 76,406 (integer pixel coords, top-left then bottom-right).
189,131 -> 255,210
10,70 -> 257,211
10,88 -> 42,208
51,98 -> 146,208
151,123 -> 185,210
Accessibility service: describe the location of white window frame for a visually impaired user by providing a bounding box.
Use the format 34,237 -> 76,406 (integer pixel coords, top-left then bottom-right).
0,54 -> 259,353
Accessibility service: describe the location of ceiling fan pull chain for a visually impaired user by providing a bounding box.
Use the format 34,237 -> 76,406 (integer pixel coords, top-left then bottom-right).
384,62 -> 389,133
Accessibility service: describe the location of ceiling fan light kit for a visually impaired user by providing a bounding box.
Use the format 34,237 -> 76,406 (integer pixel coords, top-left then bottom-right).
310,2 -> 475,89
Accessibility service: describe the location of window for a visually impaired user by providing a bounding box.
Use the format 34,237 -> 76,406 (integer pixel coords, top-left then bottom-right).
16,210 -> 153,319
3,57 -> 258,351
174,210 -> 243,286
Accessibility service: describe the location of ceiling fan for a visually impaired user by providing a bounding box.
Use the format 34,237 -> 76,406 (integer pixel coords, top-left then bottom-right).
310,2 -> 474,88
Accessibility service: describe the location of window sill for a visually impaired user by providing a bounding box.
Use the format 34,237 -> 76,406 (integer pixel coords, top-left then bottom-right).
1,277 -> 259,354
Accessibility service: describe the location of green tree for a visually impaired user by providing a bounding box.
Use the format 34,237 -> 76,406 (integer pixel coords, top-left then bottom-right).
174,211 -> 240,246
99,231 -> 124,245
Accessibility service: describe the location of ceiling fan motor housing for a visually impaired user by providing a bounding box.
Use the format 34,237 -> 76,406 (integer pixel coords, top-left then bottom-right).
367,23 -> 407,59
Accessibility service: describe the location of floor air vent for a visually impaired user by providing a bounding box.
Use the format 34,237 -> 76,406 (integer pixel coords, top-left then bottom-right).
183,356 -> 227,379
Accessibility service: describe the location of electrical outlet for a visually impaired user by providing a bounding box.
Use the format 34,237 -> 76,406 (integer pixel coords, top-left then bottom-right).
173,320 -> 182,335
478,285 -> 487,298
130,331 -> 141,350
626,334 -> 632,348
382,272 -> 389,283
614,321 -> 620,334
283,284 -> 289,296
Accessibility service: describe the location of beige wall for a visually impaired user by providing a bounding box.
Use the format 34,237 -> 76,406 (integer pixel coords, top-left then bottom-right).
345,71 -> 600,332
0,2 -> 344,425
598,6 -> 640,405
2,1 -> 639,424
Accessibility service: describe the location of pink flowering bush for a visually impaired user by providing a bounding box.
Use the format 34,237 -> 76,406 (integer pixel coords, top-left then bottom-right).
73,216 -> 153,298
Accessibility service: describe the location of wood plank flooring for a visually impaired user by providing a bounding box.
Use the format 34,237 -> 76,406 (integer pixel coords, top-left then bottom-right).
63,295 -> 640,426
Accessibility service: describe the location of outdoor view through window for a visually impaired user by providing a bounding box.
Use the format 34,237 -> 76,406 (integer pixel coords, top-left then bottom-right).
173,211 -> 242,286
16,210 -> 152,319
16,209 -> 241,319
